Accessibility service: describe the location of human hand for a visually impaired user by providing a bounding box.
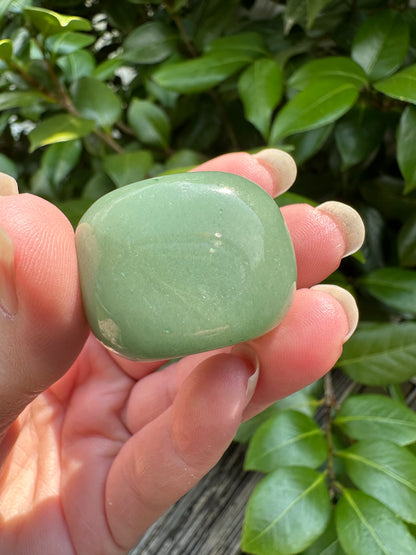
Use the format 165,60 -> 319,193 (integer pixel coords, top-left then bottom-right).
0,150 -> 364,554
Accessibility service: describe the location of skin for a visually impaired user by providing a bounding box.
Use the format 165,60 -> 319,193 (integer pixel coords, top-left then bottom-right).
0,152 -> 352,554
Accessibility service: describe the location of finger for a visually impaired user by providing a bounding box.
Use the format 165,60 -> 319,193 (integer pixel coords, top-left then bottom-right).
191,149 -> 297,197
106,352 -> 258,550
245,285 -> 358,418
282,202 -> 365,288
0,191 -> 88,436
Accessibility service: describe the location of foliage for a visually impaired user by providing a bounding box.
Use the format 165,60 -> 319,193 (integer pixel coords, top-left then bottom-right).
2,0 -> 416,553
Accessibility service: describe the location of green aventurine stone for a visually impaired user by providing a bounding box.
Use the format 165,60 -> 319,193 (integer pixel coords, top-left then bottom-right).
75,172 -> 296,360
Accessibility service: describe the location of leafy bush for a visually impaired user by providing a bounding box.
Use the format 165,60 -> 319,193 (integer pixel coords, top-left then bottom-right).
2,0 -> 416,553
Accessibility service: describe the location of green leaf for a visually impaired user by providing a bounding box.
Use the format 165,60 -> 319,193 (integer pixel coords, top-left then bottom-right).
40,140 -> 82,188
29,114 -> 95,151
397,106 -> 416,193
57,49 -> 96,81
289,57 -> 368,90
398,214 -> 416,267
337,322 -> 416,385
235,388 -> 317,443
245,410 -> 327,473
71,76 -> 122,128
45,31 -> 95,55
0,153 -> 17,178
241,467 -> 330,555
55,198 -> 94,229
0,0 -> 13,22
287,124 -> 334,165
153,52 -> 250,94
238,58 -> 283,139
0,90 -> 51,110
335,394 -> 416,446
303,513 -> 345,555
82,172 -> 114,201
374,64 -> 416,104
336,488 -> 416,555
306,0 -> 334,29
127,98 -> 171,149
122,22 -> 178,65
206,32 -> 268,59
270,80 -> 358,144
0,39 -> 12,62
92,57 -> 124,81
351,10 -> 409,81
338,440 -> 416,524
24,6 -> 91,36
103,150 -> 153,188
335,106 -> 385,169
359,267 -> 416,315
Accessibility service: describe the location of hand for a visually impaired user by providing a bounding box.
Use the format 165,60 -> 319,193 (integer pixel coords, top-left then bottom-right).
0,150 -> 364,555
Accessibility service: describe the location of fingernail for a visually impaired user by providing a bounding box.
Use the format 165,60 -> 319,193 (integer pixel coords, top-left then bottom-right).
311,284 -> 358,341
231,344 -> 260,406
315,201 -> 365,258
253,148 -> 297,195
0,173 -> 18,196
0,225 -> 18,318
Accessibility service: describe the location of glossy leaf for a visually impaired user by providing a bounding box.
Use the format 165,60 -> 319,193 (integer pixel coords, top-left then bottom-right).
71,76 -> 122,128
288,124 -> 333,165
235,389 -> 317,443
0,153 -> 17,178
103,150 -> 153,188
335,394 -> 416,446
306,0 -> 334,29
55,198 -> 94,229
127,98 -> 171,149
241,467 -> 330,555
92,58 -> 124,81
289,57 -> 367,90
28,114 -> 95,151
398,214 -> 416,267
40,140 -> 82,188
23,6 -> 91,36
245,410 -> 327,472
206,32 -> 268,59
374,64 -> 416,104
303,513 -> 345,555
338,440 -> 416,524
336,488 -> 416,555
238,58 -> 283,139
45,31 -> 95,55
335,106 -> 385,169
0,91 -> 51,110
57,49 -> 95,81
153,52 -> 250,94
337,322 -> 416,385
270,80 -> 358,144
359,267 -> 416,315
123,22 -> 178,64
351,10 -> 409,81
397,106 -> 416,193
0,39 -> 12,61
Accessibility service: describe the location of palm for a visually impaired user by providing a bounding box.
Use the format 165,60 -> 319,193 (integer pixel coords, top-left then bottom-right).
1,338 -> 136,554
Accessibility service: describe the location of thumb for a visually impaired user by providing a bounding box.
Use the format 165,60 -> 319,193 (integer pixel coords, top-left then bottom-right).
0,180 -> 88,437
105,348 -> 259,550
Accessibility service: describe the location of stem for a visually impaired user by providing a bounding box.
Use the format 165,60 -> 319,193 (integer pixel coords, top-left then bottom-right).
324,371 -> 338,500
16,37 -> 124,155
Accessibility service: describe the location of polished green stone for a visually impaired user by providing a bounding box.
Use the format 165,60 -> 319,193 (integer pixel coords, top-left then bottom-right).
75,172 -> 296,360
